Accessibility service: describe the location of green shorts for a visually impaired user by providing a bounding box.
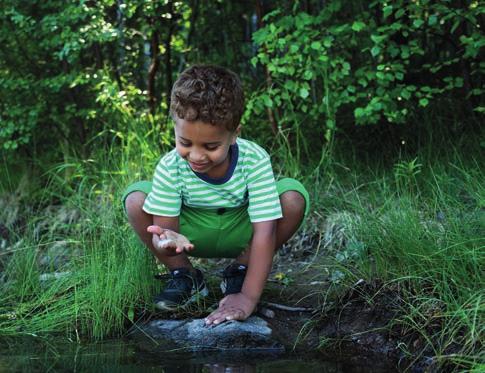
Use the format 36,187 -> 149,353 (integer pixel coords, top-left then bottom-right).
122,178 -> 310,258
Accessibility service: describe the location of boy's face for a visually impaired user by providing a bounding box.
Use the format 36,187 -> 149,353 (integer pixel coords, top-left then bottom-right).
174,117 -> 240,178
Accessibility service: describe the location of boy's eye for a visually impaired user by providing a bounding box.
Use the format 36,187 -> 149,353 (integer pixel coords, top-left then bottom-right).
205,145 -> 219,151
179,141 -> 191,147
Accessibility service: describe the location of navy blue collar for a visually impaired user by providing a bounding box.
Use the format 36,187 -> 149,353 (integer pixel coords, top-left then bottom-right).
193,143 -> 239,185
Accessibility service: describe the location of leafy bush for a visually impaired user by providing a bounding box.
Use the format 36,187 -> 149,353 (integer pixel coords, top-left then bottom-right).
248,0 -> 484,149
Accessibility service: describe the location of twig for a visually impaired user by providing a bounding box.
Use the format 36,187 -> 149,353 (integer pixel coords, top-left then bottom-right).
261,301 -> 313,312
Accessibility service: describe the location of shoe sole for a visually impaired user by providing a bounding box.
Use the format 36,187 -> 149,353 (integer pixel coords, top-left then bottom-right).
154,285 -> 209,311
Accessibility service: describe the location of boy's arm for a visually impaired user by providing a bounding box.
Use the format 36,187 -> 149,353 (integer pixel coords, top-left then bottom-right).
242,220 -> 276,300
205,219 -> 276,325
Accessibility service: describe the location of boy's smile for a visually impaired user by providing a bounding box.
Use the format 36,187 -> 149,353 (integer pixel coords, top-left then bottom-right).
174,117 -> 240,179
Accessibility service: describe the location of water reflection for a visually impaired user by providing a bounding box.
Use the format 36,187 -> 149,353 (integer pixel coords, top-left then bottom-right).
204,364 -> 255,373
0,337 -> 396,372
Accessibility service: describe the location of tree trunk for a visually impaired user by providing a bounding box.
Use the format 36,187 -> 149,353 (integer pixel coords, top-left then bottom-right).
164,2 -> 175,115
148,25 -> 160,115
255,0 -> 278,134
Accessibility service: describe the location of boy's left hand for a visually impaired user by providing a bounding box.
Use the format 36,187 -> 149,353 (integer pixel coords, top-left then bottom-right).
205,293 -> 257,326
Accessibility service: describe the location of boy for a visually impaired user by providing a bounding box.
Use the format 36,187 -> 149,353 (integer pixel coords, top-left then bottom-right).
123,65 -> 309,326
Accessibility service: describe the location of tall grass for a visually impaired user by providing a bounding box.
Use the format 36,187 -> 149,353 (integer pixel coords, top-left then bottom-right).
0,112 -> 483,371
309,136 -> 484,369
0,119 -> 164,339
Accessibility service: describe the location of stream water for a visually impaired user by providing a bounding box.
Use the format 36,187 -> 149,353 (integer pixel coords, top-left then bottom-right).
0,337 -> 398,372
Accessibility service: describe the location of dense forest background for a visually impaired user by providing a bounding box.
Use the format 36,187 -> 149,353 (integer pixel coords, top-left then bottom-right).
0,1 -> 483,371
1,0 -> 483,160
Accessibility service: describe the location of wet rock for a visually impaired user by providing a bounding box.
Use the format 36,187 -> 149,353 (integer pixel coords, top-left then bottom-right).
322,211 -> 361,250
37,240 -> 80,270
279,230 -> 318,257
258,307 -> 276,319
39,271 -> 71,282
32,206 -> 81,239
130,316 -> 284,352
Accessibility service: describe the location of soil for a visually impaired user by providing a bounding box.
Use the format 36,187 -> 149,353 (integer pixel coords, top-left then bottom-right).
260,258 -> 402,361
148,248 -> 408,370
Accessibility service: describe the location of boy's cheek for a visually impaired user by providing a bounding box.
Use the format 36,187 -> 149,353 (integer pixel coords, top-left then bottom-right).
175,146 -> 188,158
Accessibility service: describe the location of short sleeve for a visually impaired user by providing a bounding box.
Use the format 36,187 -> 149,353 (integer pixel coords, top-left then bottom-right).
246,154 -> 282,223
142,154 -> 182,216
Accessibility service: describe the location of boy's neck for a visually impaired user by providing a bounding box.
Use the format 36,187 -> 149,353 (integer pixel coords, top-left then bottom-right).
195,143 -> 238,184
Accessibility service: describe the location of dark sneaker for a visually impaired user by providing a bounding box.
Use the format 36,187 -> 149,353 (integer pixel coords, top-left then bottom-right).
220,263 -> 247,296
154,268 -> 208,311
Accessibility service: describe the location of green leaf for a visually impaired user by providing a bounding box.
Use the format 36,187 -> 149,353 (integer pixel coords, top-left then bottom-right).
351,21 -> 366,32
401,46 -> 410,59
383,5 -> 393,18
311,41 -> 322,50
303,70 -> 313,80
395,9 -> 405,18
454,77 -> 464,88
299,87 -> 309,99
354,107 -> 365,118
251,57 -> 258,67
451,19 -> 461,34
428,15 -> 438,26
323,37 -> 333,48
371,46 -> 381,57
419,98 -> 429,107
263,95 -> 273,108
371,34 -> 386,44
413,19 -> 424,28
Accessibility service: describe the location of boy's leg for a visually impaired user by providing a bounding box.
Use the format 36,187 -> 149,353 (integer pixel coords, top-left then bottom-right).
233,177 -> 309,266
235,190 -> 306,265
124,191 -> 194,271
220,180 -> 307,296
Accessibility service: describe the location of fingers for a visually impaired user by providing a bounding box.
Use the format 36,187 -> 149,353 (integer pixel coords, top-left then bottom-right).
157,241 -> 195,254
183,243 -> 195,251
148,227 -> 195,255
205,306 -> 247,326
147,225 -> 164,235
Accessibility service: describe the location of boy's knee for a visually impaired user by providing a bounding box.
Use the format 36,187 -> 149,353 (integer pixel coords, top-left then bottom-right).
124,191 -> 147,216
280,191 -> 305,217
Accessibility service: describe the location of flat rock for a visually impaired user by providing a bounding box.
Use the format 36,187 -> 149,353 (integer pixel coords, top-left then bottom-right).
129,316 -> 284,353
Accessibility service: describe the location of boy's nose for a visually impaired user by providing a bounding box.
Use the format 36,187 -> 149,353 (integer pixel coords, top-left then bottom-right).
190,149 -> 206,161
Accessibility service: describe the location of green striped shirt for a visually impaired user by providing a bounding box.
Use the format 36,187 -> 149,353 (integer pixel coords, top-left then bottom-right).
143,138 -> 282,223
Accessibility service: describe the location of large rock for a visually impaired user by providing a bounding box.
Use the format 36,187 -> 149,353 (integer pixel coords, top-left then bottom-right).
130,316 -> 284,353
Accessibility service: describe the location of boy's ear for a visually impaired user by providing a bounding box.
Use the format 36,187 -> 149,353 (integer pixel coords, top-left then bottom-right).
232,125 -> 241,144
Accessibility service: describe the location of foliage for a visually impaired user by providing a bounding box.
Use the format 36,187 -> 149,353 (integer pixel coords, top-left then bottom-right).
249,0 -> 484,152
0,1 -> 118,152
1,1 -> 483,156
0,0 -> 256,154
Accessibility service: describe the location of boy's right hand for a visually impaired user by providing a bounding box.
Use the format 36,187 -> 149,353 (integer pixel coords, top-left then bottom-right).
147,225 -> 195,256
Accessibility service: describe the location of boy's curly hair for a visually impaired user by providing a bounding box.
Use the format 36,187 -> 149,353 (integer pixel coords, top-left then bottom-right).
170,65 -> 244,131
